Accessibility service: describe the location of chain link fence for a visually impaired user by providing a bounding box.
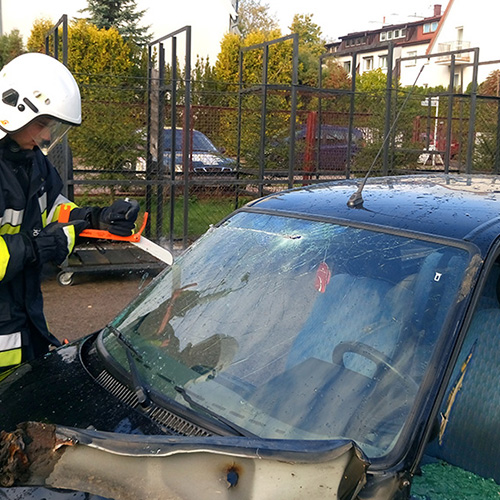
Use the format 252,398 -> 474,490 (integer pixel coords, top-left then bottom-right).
56,64 -> 500,248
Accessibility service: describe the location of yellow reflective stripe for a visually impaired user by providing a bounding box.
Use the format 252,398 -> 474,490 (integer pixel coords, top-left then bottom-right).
0,237 -> 9,280
0,224 -> 21,235
0,348 -> 22,368
63,223 -> 77,253
0,333 -> 22,368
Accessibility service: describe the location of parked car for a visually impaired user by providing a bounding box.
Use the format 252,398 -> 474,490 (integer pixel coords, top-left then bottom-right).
135,127 -> 235,175
2,174 -> 500,499
267,124 -> 364,172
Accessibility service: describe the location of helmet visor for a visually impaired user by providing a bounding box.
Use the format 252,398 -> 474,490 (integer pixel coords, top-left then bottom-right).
29,117 -> 72,155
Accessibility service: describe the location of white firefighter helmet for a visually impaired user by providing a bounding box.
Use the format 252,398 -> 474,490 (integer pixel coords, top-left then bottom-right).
0,52 -> 81,152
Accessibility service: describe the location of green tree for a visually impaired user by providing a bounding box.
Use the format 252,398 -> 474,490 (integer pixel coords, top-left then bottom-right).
0,30 -> 25,67
285,14 -> 324,90
473,70 -> 500,171
26,18 -> 54,53
27,19 -> 142,186
237,0 -> 279,37
289,14 -> 324,58
80,0 -> 151,46
322,60 -> 351,90
479,70 -> 500,97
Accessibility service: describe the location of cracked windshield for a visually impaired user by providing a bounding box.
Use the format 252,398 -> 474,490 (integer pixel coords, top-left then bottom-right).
101,211 -> 471,458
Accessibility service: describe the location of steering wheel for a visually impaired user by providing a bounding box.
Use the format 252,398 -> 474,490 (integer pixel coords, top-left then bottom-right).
332,341 -> 418,390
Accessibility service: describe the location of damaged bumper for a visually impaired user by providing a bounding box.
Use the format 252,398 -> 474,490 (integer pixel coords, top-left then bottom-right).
1,422 -> 369,500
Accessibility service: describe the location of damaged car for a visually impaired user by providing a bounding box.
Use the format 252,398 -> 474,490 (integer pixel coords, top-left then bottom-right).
1,174 -> 500,499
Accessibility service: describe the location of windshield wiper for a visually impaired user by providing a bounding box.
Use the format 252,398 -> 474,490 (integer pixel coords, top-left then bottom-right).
107,324 -> 150,407
174,385 -> 257,438
107,324 -> 142,359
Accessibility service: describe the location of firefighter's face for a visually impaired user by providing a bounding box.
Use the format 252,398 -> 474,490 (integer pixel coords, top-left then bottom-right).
10,118 -> 53,150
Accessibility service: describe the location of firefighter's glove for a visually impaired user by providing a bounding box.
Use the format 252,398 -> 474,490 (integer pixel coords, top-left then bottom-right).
98,199 -> 140,236
32,220 -> 88,265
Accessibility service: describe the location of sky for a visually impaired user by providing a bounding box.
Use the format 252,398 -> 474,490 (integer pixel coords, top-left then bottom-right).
1,0 -> 441,62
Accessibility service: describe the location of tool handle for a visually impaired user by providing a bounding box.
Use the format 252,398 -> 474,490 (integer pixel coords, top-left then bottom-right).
57,204 -> 148,242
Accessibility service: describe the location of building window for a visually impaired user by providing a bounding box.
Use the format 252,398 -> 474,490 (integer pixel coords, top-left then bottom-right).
380,28 -> 407,42
343,61 -> 351,73
423,21 -> 439,34
364,56 -> 374,71
379,55 -> 388,69
406,50 -> 417,67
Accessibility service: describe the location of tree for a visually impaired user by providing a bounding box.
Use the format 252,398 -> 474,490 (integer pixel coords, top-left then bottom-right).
27,18 -> 142,186
80,0 -> 151,46
479,70 -> 500,97
0,30 -> 25,67
237,0 -> 279,37
322,60 -> 351,90
287,14 -> 326,87
289,14 -> 324,59
27,19 -> 54,53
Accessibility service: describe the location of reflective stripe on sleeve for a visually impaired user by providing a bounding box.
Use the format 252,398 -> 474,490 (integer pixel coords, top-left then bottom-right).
62,223 -> 77,254
0,332 -> 22,351
0,348 -> 22,368
0,332 -> 22,368
0,237 -> 10,280
0,207 -> 24,231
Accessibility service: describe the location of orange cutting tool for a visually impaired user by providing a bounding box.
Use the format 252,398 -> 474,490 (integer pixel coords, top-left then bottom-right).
58,204 -> 173,265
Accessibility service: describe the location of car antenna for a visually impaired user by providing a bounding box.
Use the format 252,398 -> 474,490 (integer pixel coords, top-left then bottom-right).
347,64 -> 426,208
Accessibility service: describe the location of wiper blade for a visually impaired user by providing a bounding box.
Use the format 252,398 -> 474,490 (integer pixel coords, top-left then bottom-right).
107,324 -> 142,359
107,324 -> 150,407
174,385 -> 257,438
126,349 -> 150,407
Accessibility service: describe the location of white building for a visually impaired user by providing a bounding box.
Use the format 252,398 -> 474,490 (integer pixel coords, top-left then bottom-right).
325,5 -> 443,87
325,0 -> 500,90
425,0 -> 500,91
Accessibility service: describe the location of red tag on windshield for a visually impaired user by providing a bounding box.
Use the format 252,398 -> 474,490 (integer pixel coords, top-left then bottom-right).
315,262 -> 331,293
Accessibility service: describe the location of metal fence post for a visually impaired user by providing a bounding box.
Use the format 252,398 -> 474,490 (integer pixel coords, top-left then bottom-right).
288,34 -> 299,189
444,54 -> 456,174
45,15 -> 72,199
465,48 -> 480,174
183,27 -> 192,249
346,52 -> 357,179
382,43 -> 394,176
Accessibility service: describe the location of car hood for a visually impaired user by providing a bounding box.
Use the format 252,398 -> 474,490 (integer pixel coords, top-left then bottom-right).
0,334 -> 164,435
0,336 -> 370,500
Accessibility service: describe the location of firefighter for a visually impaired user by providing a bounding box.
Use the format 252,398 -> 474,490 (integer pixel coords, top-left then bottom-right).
0,52 -> 139,376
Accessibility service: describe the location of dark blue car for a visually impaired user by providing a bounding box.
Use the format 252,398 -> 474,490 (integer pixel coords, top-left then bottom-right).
294,124 -> 364,171
1,175 -> 499,499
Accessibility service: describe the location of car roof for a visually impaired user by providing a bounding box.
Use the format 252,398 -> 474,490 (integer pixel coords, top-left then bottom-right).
246,174 -> 500,254
296,124 -> 363,137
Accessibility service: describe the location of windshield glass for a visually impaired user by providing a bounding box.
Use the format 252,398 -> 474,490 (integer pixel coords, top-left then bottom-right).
101,212 -> 472,458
